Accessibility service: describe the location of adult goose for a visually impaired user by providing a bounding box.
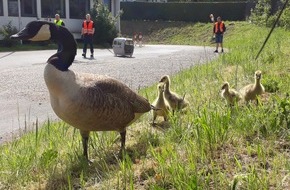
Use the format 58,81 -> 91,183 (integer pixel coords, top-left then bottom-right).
11,21 -> 152,160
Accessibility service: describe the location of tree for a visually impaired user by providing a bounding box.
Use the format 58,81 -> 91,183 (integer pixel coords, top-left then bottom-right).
90,2 -> 122,45
0,21 -> 18,47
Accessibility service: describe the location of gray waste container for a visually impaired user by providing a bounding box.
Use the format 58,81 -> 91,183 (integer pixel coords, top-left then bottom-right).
112,37 -> 134,57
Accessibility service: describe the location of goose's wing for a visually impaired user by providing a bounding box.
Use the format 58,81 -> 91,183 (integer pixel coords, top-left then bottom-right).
81,75 -> 151,113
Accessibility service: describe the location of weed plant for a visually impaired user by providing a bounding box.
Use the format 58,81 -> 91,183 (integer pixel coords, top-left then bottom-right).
0,21 -> 290,189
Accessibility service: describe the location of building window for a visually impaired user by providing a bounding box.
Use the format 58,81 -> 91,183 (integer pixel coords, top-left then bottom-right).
41,0 -> 66,19
8,0 -> 18,16
69,0 -> 90,19
21,0 -> 37,17
0,0 -> 3,16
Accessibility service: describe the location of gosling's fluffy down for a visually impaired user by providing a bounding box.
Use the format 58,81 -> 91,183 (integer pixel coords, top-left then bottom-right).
240,70 -> 265,103
159,75 -> 188,113
152,83 -> 170,124
221,82 -> 241,106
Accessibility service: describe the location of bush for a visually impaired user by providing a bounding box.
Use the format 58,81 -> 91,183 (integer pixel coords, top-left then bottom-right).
0,21 -> 18,47
90,2 -> 121,45
249,0 -> 271,26
249,0 -> 290,29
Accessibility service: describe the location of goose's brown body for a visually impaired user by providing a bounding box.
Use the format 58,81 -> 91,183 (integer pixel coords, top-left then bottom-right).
44,64 -> 151,132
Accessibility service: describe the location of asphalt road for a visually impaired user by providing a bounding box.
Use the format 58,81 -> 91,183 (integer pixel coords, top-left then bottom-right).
0,45 -> 217,143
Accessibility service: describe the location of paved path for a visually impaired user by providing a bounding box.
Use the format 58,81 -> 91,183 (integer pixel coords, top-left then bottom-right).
0,45 -> 217,143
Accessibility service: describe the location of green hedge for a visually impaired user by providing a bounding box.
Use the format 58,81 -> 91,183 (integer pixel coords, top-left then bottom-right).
120,2 -> 251,22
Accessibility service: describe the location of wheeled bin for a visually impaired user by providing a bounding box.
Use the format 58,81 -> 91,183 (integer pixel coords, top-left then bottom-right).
112,37 -> 134,57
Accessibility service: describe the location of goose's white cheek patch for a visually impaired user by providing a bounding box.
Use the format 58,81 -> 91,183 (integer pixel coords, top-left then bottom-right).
30,24 -> 51,41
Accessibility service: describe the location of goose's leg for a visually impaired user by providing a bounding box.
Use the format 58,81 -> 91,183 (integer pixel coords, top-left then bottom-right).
120,130 -> 126,150
119,130 -> 127,159
80,130 -> 90,161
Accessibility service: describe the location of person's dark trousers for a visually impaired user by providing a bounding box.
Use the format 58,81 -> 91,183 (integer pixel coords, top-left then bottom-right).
82,34 -> 94,57
57,42 -> 63,52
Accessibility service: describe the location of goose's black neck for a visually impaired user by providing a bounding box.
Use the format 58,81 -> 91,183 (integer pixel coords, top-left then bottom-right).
48,23 -> 77,71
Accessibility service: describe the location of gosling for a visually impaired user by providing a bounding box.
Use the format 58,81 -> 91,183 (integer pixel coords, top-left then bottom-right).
221,82 -> 241,106
159,75 -> 188,114
152,83 -> 170,124
240,70 -> 265,104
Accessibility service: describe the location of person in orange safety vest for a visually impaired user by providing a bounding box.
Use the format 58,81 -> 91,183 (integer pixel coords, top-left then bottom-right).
213,16 -> 226,53
81,14 -> 95,58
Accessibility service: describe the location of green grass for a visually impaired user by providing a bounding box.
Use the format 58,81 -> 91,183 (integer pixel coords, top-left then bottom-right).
1,21 -> 290,189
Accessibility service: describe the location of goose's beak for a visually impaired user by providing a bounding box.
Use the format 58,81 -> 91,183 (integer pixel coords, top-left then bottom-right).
10,27 -> 32,40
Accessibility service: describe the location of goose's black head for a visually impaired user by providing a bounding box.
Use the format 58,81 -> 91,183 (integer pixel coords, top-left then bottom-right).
11,21 -> 54,41
11,21 -> 77,71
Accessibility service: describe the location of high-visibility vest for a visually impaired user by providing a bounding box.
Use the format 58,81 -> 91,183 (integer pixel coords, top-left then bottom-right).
215,22 -> 225,33
54,19 -> 64,26
83,20 -> 94,34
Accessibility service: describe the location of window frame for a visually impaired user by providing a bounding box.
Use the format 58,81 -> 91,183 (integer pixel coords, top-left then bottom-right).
21,0 -> 37,17
0,0 -> 3,16
69,0 -> 91,19
41,0 -> 66,19
8,0 -> 19,17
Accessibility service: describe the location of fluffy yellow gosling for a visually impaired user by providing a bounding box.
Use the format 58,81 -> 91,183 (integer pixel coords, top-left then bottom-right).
221,82 -> 241,106
240,70 -> 265,104
159,75 -> 188,114
152,83 -> 170,124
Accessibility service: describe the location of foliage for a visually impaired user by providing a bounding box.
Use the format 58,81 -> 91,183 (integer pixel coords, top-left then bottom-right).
249,0 -> 272,26
0,21 -> 18,47
90,2 -> 121,45
277,6 -> 290,29
249,0 -> 290,29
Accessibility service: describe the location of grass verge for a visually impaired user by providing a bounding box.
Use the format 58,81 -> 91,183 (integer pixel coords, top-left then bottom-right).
0,21 -> 290,189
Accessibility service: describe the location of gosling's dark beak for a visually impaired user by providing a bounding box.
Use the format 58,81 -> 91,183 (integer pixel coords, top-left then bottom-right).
10,27 -> 32,40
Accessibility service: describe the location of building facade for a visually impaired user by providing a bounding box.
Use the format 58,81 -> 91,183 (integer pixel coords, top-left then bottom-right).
0,0 -> 120,39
